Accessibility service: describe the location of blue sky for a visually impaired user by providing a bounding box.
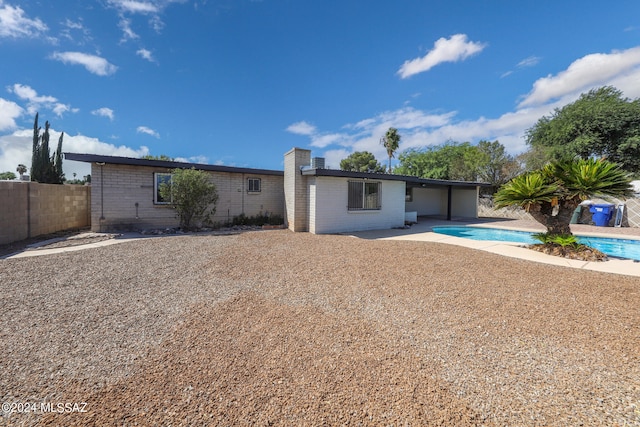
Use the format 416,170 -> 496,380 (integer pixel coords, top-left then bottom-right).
1,0 -> 640,179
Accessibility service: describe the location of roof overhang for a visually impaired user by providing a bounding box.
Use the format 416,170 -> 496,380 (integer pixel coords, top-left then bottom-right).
301,167 -> 490,188
64,153 -> 284,176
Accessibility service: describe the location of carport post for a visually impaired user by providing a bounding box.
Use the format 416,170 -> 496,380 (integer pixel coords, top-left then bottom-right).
447,185 -> 452,221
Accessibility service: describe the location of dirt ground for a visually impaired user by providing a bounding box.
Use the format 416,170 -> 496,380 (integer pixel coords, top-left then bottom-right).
1,230 -> 638,426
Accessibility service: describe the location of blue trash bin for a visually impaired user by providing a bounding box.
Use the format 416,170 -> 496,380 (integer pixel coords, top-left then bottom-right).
589,204 -> 615,226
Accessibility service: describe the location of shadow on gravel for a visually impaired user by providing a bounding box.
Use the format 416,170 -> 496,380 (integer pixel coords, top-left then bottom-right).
39,292 -> 491,426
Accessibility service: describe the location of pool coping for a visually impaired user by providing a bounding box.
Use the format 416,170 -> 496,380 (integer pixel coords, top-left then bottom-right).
469,222 -> 640,242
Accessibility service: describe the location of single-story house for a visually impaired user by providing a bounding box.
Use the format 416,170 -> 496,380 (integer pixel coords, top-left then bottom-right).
65,148 -> 488,234
64,153 -> 285,232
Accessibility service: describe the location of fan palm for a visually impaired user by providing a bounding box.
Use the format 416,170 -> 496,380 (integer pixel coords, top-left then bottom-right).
381,127 -> 401,173
16,164 -> 27,179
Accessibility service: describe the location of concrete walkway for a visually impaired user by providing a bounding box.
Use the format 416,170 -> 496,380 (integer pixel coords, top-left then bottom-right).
1,233 -> 148,260
347,217 -> 640,278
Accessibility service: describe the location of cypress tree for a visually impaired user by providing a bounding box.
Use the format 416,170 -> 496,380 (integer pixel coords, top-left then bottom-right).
31,113 -> 42,182
53,132 -> 64,184
41,120 -> 51,182
30,113 -> 65,184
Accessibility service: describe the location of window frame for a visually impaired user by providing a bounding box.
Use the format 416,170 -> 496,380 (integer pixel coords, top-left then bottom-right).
247,177 -> 261,193
154,172 -> 173,205
347,180 -> 382,211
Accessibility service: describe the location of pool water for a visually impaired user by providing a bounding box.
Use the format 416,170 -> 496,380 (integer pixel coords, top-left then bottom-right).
431,226 -> 640,261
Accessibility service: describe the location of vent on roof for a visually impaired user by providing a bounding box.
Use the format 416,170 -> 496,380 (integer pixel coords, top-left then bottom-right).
311,157 -> 325,169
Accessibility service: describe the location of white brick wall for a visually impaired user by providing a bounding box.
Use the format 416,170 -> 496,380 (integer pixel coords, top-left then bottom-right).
310,177 -> 405,234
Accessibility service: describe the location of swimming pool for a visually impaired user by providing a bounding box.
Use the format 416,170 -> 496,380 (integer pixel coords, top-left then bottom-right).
431,226 -> 640,261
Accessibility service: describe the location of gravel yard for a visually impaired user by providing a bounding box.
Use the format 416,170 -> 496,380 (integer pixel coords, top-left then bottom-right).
1,230 -> 639,426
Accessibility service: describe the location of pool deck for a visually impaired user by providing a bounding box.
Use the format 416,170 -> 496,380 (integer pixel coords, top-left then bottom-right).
347,217 -> 640,277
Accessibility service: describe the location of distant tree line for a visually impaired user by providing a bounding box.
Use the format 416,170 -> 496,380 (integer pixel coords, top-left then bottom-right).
394,140 -> 520,193
339,85 -> 640,194
0,171 -> 16,180
524,86 -> 640,174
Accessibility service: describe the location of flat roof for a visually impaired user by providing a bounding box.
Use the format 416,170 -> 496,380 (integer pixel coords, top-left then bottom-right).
64,153 -> 284,176
64,152 -> 489,187
301,167 -> 489,188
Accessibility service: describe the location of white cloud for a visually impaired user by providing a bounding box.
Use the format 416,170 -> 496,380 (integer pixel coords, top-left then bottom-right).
0,98 -> 23,131
371,107 -> 456,130
118,17 -> 139,41
286,121 -> 352,148
107,0 -> 187,38
519,46 -> 640,107
52,103 -> 78,117
188,155 -> 209,164
109,0 -> 159,14
310,133 -> 343,148
60,18 -> 91,43
149,14 -> 164,32
50,51 -> 118,76
0,127 -> 149,180
7,84 -> 76,117
136,48 -> 155,62
322,149 -> 350,170
63,19 -> 84,30
9,83 -> 56,104
92,107 -> 115,121
136,126 -> 160,138
397,34 -> 487,79
286,121 -> 316,135
174,155 -> 209,164
0,1 -> 48,39
290,47 -> 640,167
517,56 -> 541,68
502,56 -> 542,78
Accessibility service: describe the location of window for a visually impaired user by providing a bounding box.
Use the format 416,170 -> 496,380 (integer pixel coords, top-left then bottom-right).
154,173 -> 172,204
248,178 -> 261,193
348,180 -> 381,210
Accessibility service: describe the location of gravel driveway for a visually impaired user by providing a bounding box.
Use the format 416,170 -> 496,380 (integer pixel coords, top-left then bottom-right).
1,230 -> 638,426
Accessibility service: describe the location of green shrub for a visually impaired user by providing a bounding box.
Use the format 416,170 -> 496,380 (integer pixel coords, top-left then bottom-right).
159,168 -> 218,230
532,232 -> 552,244
532,232 -> 580,248
214,211 -> 285,228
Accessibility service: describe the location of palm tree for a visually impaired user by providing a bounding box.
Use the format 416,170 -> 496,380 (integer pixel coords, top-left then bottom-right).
16,164 -> 27,180
494,158 -> 633,235
381,127 -> 401,173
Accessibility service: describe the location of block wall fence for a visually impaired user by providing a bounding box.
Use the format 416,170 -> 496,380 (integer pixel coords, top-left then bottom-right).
0,181 -> 91,245
478,196 -> 640,228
